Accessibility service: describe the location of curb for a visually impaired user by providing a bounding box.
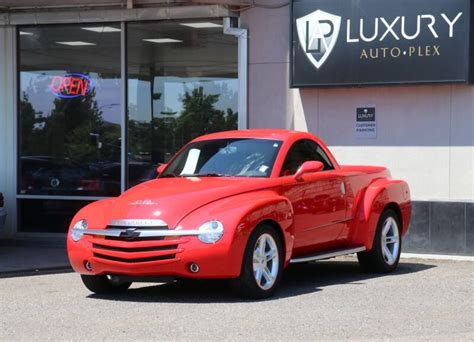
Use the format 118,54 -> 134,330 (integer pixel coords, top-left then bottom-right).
0,266 -> 73,279
401,253 -> 474,262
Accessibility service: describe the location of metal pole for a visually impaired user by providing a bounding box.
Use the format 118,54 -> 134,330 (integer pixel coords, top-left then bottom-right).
120,21 -> 127,193
223,17 -> 248,130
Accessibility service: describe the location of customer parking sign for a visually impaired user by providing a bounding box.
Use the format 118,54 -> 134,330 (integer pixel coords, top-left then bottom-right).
355,107 -> 376,139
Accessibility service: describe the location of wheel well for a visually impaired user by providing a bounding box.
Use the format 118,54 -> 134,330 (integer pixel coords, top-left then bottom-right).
384,203 -> 403,227
256,219 -> 286,259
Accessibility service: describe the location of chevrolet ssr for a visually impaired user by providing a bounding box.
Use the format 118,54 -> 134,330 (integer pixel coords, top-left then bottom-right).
68,130 -> 411,298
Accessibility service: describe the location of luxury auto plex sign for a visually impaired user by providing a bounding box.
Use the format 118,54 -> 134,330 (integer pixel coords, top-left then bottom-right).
291,0 -> 473,87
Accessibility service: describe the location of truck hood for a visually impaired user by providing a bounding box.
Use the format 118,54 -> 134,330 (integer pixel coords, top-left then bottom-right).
106,177 -> 274,228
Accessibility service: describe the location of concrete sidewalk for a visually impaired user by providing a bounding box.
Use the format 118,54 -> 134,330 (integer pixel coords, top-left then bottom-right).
0,238 -> 71,277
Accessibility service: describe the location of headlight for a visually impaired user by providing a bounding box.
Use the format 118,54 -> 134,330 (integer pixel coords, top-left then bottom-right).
71,219 -> 88,242
198,220 -> 224,244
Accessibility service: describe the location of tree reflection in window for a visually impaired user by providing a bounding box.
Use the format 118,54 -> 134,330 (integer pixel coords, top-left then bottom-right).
19,83 -> 121,196
127,86 -> 238,188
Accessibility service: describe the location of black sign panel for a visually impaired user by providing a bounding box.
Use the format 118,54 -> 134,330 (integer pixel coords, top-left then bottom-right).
291,0 -> 473,87
356,107 -> 375,122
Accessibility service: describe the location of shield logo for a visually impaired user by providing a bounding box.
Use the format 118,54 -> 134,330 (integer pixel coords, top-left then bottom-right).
296,9 -> 342,69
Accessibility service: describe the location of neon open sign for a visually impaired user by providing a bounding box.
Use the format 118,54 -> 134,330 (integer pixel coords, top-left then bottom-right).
50,73 -> 93,98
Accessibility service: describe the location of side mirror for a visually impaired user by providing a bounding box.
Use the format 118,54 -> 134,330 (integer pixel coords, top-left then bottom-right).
156,164 -> 167,176
294,161 -> 324,181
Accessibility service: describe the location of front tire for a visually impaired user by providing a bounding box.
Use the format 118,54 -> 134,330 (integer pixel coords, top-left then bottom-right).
81,275 -> 132,294
231,225 -> 283,299
357,209 -> 402,273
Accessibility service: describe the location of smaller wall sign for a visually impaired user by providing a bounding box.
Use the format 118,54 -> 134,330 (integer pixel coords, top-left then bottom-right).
355,107 -> 376,139
50,73 -> 93,99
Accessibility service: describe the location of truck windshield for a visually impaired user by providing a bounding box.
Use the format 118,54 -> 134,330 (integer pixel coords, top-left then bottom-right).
160,138 -> 282,178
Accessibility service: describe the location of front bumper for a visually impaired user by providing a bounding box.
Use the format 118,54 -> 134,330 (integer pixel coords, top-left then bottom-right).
67,226 -> 243,279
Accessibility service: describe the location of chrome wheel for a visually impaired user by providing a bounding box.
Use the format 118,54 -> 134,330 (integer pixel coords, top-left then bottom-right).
252,233 -> 279,290
381,216 -> 400,266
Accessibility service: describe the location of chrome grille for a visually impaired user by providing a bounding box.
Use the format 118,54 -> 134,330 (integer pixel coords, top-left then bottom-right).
91,223 -> 181,263
92,253 -> 176,263
104,225 -> 168,241
92,243 -> 178,253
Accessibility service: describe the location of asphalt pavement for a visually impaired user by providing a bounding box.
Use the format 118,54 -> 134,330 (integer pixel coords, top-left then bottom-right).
0,257 -> 473,341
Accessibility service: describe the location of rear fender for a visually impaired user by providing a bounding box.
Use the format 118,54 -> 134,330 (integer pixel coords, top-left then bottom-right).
350,178 -> 411,251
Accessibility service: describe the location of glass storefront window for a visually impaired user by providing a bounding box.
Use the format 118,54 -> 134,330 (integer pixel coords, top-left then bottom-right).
127,20 -> 238,187
18,24 -> 122,197
18,199 -> 94,233
16,20 -> 238,233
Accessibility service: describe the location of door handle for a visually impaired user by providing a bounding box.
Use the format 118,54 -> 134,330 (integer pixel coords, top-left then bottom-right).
340,182 -> 346,195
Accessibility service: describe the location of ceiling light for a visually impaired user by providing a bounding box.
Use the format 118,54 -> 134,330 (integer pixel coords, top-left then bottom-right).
56,41 -> 96,46
19,31 -> 33,36
81,26 -> 121,33
179,22 -> 223,29
143,38 -> 183,44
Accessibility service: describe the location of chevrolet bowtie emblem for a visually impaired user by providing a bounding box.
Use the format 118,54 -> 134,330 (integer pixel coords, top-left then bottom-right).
120,228 -> 140,239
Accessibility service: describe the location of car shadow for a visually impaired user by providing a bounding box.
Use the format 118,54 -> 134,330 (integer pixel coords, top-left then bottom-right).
87,259 -> 436,303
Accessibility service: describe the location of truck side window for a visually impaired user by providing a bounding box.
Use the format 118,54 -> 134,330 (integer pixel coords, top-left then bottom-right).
280,139 -> 333,176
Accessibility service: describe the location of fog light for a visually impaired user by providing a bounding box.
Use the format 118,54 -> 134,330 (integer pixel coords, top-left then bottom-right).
189,263 -> 199,273
84,260 -> 93,271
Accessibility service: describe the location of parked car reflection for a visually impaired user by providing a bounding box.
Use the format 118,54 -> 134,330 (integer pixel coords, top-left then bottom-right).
20,156 -> 158,197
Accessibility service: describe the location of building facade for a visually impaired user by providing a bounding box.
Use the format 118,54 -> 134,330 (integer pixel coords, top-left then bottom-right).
0,0 -> 472,255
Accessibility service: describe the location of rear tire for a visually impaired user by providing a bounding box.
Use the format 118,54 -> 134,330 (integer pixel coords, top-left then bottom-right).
357,209 -> 402,273
231,225 -> 283,299
81,275 -> 132,294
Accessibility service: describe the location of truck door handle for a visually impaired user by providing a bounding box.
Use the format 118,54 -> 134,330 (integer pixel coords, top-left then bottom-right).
340,182 -> 346,195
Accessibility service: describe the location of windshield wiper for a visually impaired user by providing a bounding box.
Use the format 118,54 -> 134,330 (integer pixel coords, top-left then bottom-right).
197,173 -> 228,177
162,173 -> 229,178
160,174 -> 177,178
